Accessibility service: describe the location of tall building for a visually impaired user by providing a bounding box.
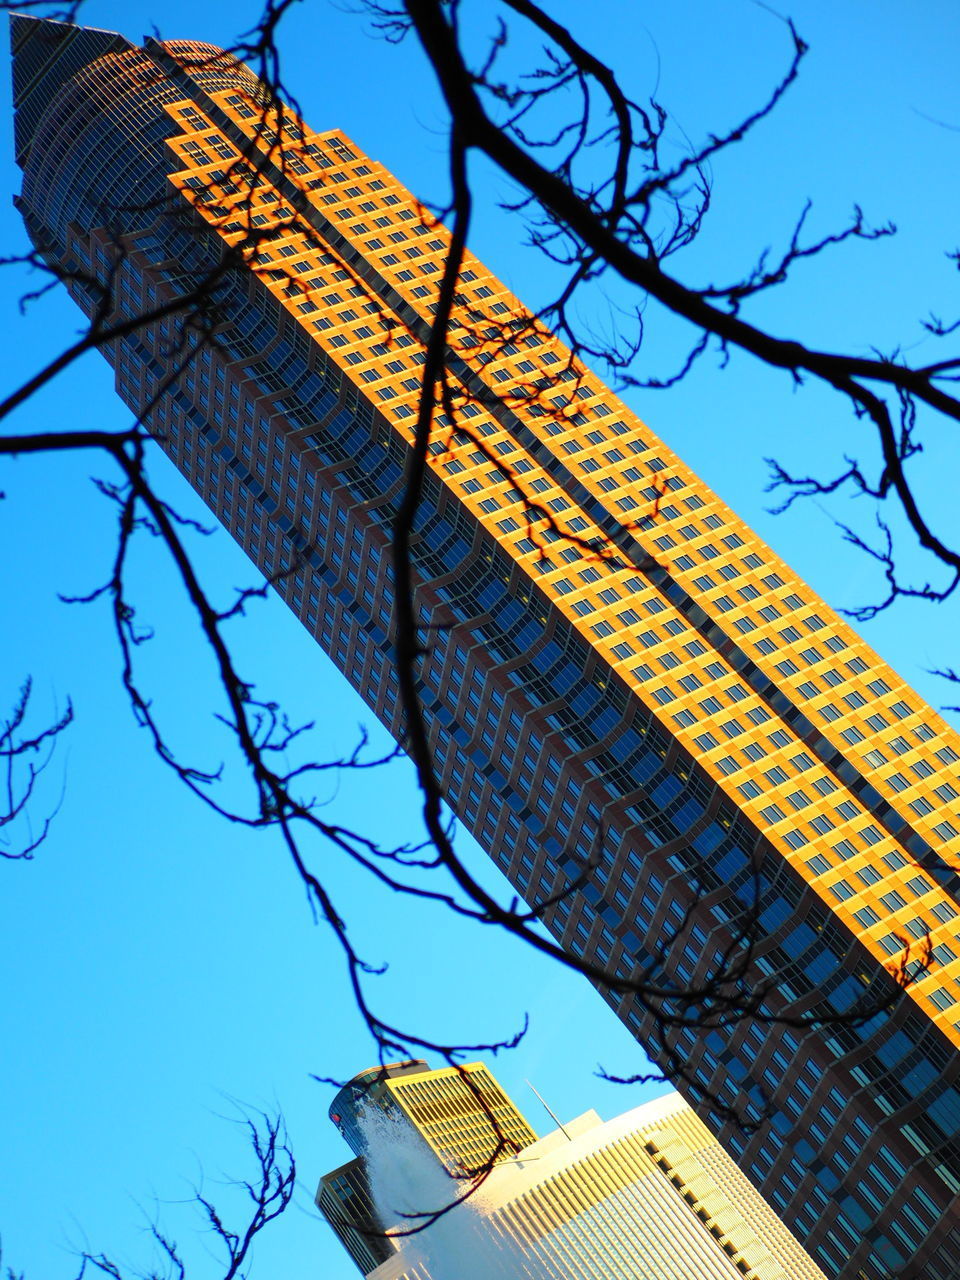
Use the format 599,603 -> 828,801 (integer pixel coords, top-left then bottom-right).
10,15 -> 960,1276
318,1154 -> 394,1277
316,1060 -> 828,1280
327,1060 -> 539,1175
316,1058 -> 539,1272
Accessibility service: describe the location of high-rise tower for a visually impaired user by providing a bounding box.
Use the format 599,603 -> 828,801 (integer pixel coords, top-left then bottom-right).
316,1059 -> 539,1272
327,1060 -> 539,1175
10,16 -> 960,1277
316,1061 -> 828,1280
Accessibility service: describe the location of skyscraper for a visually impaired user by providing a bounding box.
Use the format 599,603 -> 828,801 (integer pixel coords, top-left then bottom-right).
327,1060 -> 539,1175
317,1058 -> 539,1272
316,1060 -> 828,1280
10,15 -> 960,1277
318,1154 -> 394,1277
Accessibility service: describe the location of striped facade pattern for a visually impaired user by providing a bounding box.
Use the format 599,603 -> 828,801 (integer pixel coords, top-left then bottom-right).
368,1089 -> 827,1280
328,1060 -> 539,1176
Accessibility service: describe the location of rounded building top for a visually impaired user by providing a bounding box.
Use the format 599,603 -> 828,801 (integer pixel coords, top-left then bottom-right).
328,1060 -> 430,1157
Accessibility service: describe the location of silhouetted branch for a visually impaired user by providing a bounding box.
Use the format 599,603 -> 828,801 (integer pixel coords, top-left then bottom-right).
0,678 -> 71,860
388,0 -> 960,617
70,1109 -> 293,1280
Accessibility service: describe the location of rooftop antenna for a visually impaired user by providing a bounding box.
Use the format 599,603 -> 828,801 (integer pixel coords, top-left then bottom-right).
525,1079 -> 572,1141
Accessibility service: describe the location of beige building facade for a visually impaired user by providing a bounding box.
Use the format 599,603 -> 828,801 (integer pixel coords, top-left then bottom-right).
362,1089 -> 828,1280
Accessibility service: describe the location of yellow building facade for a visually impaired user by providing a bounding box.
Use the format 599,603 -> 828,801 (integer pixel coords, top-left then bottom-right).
328,1059 -> 539,1176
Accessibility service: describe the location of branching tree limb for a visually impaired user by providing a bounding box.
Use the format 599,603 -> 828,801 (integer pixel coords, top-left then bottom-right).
2,0 -> 953,1253
69,1110 -> 294,1280
0,679 -> 71,860
381,0 -> 960,615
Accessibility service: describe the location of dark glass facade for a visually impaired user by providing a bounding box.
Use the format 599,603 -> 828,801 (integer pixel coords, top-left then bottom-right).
316,1155 -> 395,1276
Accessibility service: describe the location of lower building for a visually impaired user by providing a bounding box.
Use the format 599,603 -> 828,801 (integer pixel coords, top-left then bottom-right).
317,1063 -> 827,1280
317,1059 -> 539,1269
317,1155 -> 394,1275
327,1059 -> 539,1175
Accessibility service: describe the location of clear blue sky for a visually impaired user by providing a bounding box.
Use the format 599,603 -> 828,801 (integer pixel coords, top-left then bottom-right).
1,2 -> 959,1277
